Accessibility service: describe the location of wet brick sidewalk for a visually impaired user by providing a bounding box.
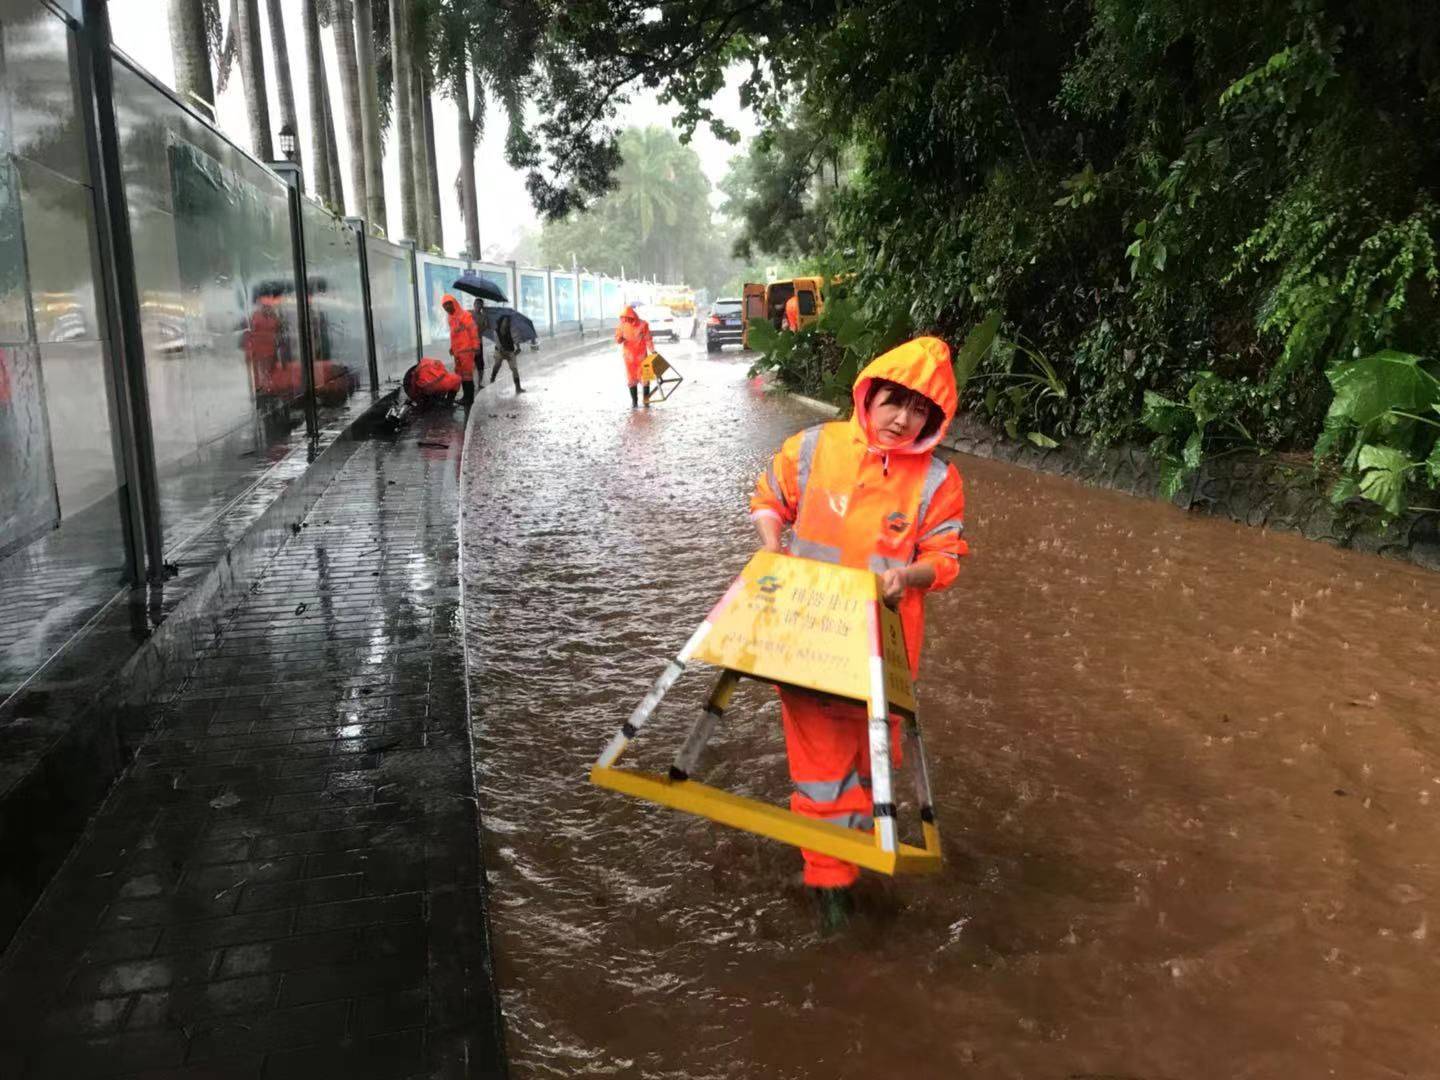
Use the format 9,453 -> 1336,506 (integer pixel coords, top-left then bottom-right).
0,408 -> 504,1078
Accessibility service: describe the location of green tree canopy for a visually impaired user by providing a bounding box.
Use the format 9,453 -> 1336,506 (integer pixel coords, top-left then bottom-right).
516,126 -> 742,294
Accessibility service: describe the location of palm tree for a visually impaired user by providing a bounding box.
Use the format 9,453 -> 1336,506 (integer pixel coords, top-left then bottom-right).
614,127 -> 684,248
322,74 -> 345,209
263,0 -> 300,169
353,0 -> 387,229
168,0 -> 215,111
421,79 -> 443,249
410,63 -> 435,248
300,0 -> 334,206
388,0 -> 418,240
330,0 -> 368,217
452,63 -> 480,258
235,0 -> 273,159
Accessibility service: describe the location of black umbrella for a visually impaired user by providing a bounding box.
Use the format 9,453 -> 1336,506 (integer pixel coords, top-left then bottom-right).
479,306 -> 539,346
452,273 -> 508,303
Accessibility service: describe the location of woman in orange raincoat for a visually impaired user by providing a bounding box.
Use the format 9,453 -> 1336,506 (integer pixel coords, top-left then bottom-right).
441,293 -> 481,407
615,305 -> 655,408
750,336 -> 968,928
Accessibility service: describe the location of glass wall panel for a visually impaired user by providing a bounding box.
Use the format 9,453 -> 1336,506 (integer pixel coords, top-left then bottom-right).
366,235 -> 417,386
581,275 -> 599,321
553,274 -> 577,324
113,59 -> 306,552
601,279 -> 621,323
299,199 -> 364,406
0,3 -> 128,695
518,271 -> 548,330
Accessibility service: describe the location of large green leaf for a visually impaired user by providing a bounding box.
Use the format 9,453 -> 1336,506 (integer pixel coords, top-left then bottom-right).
1141,390 -> 1192,436
746,318 -> 788,361
1325,351 -> 1440,432
1356,443 -> 1415,517
1026,431 -> 1059,448
954,312 -> 1000,394
1183,427 -> 1205,469
1427,441 -> 1440,488
1158,456 -> 1188,499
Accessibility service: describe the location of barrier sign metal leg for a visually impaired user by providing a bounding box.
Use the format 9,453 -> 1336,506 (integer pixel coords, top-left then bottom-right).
590,552 -> 943,878
670,669 -> 740,781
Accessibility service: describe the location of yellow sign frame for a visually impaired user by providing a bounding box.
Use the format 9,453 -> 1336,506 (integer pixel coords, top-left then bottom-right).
639,352 -> 684,402
590,553 -> 942,877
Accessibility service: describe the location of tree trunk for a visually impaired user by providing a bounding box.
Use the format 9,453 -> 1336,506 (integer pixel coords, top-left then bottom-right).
388,0 -> 417,240
353,0 -> 387,231
263,0 -> 299,166
454,67 -> 479,259
331,0 -> 367,218
323,73 -> 345,210
410,62 -> 433,248
168,0 -> 214,111
421,78 -> 443,250
236,0 -> 273,160
300,0 -> 332,204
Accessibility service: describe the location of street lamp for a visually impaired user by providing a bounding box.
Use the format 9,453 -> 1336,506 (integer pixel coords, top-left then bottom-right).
277,123 -> 298,162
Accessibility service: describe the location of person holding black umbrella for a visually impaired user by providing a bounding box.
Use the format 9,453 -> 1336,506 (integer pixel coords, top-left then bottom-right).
487,309 -> 525,395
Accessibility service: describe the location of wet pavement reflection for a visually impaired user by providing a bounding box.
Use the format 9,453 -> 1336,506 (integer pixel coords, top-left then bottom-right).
464,336 -> 1440,1079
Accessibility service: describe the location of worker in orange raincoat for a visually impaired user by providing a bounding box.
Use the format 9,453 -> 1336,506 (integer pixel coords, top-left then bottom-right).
441,293 -> 480,407
750,336 -> 968,928
784,293 -> 801,331
615,305 -> 655,408
403,356 -> 462,403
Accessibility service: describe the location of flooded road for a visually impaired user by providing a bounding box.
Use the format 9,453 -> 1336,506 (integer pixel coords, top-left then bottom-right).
461,336 -> 1440,1079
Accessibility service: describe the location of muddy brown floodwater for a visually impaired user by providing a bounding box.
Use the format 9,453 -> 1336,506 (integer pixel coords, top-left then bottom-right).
461,335 -> 1440,1079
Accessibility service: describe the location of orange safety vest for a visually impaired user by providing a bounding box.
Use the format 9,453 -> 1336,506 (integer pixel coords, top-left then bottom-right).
751,337 -> 967,675
784,294 -> 800,331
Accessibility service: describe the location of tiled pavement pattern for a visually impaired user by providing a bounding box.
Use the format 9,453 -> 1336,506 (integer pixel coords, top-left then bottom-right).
0,408 -> 505,1078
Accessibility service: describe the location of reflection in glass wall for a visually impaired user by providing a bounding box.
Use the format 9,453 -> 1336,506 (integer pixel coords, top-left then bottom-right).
0,3 -> 129,694
519,272 -> 548,330
602,279 -> 621,322
114,58 -> 312,550
299,200 -> 364,404
367,236 -> 418,386
581,276 -> 600,321
553,275 -> 577,324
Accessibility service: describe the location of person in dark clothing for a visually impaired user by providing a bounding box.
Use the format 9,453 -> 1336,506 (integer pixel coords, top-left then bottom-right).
488,312 -> 525,394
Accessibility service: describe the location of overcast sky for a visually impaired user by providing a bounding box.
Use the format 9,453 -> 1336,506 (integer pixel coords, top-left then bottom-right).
109,1 -> 757,260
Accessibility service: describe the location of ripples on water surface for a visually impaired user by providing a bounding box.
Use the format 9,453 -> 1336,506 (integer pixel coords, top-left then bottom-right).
462,338 -> 1440,1079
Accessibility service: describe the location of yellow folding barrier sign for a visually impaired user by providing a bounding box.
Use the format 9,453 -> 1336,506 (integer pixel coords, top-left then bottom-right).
639,352 -> 684,402
590,552 -> 942,876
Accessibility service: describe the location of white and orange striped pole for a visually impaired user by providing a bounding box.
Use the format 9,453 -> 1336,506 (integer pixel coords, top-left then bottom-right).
594,575 -> 746,770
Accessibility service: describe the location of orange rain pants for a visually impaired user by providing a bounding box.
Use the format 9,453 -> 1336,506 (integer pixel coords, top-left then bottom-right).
781,690 -> 902,888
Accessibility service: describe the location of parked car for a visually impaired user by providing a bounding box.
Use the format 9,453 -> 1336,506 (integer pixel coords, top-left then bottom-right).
706,298 -> 744,351
636,303 -> 679,342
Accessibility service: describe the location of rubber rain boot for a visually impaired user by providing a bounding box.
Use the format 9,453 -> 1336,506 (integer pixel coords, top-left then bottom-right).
642,382 -> 652,407
629,385 -> 639,408
813,887 -> 854,935
513,373 -> 525,394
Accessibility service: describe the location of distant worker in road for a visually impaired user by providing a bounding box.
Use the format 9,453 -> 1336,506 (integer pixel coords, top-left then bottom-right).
615,305 -> 654,408
441,293 -> 480,407
784,292 -> 800,332
750,336 -> 968,929
488,310 -> 526,395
